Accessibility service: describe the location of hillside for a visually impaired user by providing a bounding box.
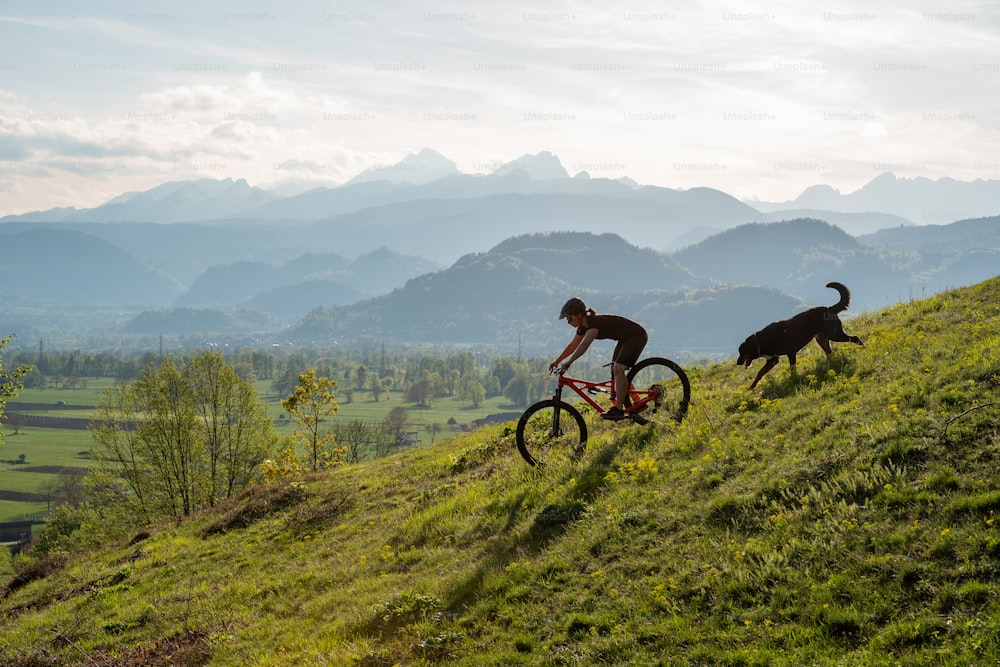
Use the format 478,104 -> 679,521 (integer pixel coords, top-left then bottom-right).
282,232 -> 804,357
0,228 -> 184,306
3,277 -> 999,665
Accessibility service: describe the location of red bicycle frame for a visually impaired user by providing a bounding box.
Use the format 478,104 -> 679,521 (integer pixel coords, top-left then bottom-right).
551,368 -> 656,416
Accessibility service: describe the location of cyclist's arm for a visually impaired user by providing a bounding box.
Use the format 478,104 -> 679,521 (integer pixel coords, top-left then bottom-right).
559,329 -> 599,370
552,333 -> 583,368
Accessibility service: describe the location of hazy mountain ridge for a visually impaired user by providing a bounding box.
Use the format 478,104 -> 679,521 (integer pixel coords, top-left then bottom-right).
859,215 -> 1000,251
7,152 -> 998,229
281,230 -> 829,357
751,172 -> 1000,225
175,248 -> 441,317
1,217 -> 996,357
0,152 -> 997,355
280,218 -> 996,355
0,227 -> 184,306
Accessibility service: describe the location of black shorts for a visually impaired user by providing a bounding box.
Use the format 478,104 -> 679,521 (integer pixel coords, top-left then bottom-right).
612,332 -> 648,368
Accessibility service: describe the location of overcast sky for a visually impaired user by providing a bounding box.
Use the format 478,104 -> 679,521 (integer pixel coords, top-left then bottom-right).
1,0 -> 998,214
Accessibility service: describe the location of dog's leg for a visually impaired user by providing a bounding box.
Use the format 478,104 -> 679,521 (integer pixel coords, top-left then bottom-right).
749,357 -> 780,389
815,335 -> 833,355
787,353 -> 799,381
827,319 -> 864,346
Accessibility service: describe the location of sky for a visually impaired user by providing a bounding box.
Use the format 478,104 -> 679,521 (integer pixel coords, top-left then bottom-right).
1,0 -> 998,214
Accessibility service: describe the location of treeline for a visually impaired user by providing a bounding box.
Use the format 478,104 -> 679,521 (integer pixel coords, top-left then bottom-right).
9,346 -> 604,409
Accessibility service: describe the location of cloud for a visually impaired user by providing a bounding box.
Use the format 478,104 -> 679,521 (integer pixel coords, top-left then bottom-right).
0,0 -> 997,212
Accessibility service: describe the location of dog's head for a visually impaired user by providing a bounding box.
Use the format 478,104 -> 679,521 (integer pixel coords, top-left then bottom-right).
736,335 -> 757,367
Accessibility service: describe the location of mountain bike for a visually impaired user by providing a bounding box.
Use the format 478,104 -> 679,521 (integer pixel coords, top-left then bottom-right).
515,357 -> 691,466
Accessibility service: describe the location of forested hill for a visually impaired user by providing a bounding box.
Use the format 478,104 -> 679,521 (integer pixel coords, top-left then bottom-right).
3,276 -> 998,665
282,221 -> 992,356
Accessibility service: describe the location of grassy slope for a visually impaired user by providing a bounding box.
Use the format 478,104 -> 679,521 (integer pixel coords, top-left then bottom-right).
1,277 -> 999,666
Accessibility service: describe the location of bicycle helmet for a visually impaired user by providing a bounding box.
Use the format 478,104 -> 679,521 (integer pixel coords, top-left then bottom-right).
559,297 -> 586,319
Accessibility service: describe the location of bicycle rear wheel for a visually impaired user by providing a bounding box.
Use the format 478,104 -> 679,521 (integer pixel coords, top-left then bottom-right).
626,357 -> 691,425
515,399 -> 588,466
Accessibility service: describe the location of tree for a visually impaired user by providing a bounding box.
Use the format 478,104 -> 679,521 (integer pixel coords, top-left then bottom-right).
458,372 -> 485,408
404,369 -> 439,407
0,334 -> 32,448
185,351 -> 277,505
426,422 -> 443,444
370,374 -> 384,402
378,406 -> 411,458
333,419 -> 391,463
89,383 -> 153,524
503,375 -> 529,407
90,353 -> 277,523
281,368 -> 345,472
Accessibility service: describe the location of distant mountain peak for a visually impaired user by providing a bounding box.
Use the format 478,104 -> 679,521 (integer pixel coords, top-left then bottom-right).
346,148 -> 458,186
494,151 -> 569,181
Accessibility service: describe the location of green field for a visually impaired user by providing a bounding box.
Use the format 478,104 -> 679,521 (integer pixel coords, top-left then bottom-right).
1,379 -> 525,523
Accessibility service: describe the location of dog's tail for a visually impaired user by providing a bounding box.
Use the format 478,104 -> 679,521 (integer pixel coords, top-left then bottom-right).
826,281 -> 851,314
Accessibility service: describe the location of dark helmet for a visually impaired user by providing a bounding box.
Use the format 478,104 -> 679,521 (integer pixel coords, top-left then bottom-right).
559,297 -> 586,319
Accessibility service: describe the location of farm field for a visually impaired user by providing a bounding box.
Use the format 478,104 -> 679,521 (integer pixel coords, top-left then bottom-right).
1,377 -> 523,524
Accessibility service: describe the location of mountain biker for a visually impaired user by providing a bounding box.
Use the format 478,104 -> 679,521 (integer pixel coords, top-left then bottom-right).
549,297 -> 648,421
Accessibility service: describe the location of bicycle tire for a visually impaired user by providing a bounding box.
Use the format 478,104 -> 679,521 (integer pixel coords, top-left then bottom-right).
515,399 -> 588,466
626,357 -> 691,425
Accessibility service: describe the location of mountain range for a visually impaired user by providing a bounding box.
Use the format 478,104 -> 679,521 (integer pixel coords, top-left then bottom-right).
1,150 -> 997,358
752,172 -> 1000,226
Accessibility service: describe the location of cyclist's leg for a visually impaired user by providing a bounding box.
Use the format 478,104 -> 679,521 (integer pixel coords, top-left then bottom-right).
611,334 -> 647,410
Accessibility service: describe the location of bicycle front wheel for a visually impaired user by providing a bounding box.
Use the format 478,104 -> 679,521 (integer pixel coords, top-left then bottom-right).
515,399 -> 588,466
626,357 -> 691,425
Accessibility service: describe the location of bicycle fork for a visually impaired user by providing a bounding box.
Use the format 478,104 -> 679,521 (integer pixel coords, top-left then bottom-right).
549,385 -> 564,436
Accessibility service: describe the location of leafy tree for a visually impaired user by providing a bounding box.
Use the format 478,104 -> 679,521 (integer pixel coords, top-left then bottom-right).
445,368 -> 460,396
489,357 -> 520,391
426,422 -> 443,444
383,406 -> 409,440
404,369 -> 439,407
281,368 -> 345,472
89,353 -> 276,523
0,334 -> 32,447
89,385 -> 152,523
185,351 -> 277,504
503,375 -> 529,407
370,375 -> 384,402
378,406 -> 411,458
458,369 -> 485,407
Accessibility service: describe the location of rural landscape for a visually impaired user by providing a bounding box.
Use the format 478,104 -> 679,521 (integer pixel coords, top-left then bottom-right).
4,0 -> 999,662
0,276 -> 997,665
1,155 -> 999,666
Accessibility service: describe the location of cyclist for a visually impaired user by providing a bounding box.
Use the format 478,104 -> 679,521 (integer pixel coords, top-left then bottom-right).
549,297 -> 648,421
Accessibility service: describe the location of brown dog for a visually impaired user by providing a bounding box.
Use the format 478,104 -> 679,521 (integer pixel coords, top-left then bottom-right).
737,282 -> 863,389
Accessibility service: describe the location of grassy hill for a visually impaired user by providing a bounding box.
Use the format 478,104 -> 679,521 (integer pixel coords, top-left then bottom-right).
2,277 -> 999,666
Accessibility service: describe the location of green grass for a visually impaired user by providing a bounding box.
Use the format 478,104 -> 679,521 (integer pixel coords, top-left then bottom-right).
2,277 -> 999,665
8,376 -> 119,406
0,428 -> 92,468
